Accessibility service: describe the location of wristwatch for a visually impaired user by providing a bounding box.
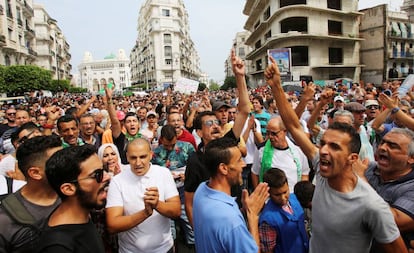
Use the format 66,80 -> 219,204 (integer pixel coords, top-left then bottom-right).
391,107 -> 400,114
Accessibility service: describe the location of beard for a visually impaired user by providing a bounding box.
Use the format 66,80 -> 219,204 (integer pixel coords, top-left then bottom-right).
76,185 -> 106,210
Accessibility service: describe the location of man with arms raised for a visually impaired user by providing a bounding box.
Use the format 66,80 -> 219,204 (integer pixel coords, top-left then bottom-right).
265,56 -> 407,253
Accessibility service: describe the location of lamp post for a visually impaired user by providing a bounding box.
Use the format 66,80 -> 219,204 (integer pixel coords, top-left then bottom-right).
171,52 -> 179,89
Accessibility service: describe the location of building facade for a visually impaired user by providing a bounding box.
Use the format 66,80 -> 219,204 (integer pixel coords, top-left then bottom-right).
130,0 -> 201,90
243,0 -> 363,86
0,0 -> 37,66
33,4 -> 71,81
224,31 -> 252,81
78,49 -> 131,92
360,4 -> 413,84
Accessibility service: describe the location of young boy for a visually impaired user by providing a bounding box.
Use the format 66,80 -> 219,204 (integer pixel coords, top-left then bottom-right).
259,168 -> 309,253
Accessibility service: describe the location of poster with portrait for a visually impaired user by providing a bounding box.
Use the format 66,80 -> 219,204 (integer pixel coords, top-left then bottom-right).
267,48 -> 292,75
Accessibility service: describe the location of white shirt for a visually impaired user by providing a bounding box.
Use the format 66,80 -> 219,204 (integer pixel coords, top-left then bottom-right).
106,164 -> 178,253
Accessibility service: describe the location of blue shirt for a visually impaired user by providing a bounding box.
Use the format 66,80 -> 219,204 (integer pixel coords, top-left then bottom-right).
193,182 -> 258,253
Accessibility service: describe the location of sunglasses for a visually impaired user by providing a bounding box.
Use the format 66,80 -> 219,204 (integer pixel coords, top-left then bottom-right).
366,105 -> 379,110
7,112 -> 16,116
17,130 -> 38,144
70,168 -> 105,184
203,119 -> 220,127
266,129 -> 285,137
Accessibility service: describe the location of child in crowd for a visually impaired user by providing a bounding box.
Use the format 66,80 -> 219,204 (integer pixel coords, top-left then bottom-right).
259,168 -> 309,253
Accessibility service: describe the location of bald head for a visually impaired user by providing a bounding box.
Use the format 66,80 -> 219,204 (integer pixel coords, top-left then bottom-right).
127,138 -> 151,152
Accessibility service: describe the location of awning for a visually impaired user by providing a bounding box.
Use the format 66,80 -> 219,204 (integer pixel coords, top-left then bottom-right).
391,22 -> 401,37
399,22 -> 408,38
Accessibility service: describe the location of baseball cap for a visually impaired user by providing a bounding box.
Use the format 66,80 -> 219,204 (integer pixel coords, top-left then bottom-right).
146,111 -> 157,118
334,96 -> 345,103
344,102 -> 366,112
212,101 -> 231,111
365,100 -> 379,108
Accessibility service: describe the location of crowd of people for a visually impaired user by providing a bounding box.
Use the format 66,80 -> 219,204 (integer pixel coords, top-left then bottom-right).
0,48 -> 414,253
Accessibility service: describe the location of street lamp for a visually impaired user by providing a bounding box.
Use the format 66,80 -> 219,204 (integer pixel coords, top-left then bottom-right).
171,52 -> 179,89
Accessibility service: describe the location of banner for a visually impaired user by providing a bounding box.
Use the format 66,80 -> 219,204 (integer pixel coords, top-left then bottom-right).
174,78 -> 199,94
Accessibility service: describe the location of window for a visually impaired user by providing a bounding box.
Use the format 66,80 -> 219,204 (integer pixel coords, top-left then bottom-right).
255,40 -> 261,49
162,9 -> 170,17
328,20 -> 342,35
280,0 -> 306,8
291,46 -> 309,66
5,55 -> 10,66
281,17 -> 308,33
255,59 -> 263,71
263,7 -> 270,20
329,48 -> 343,64
327,0 -> 341,10
254,20 -> 260,29
164,46 -> 172,58
264,30 -> 272,40
239,47 -> 245,57
6,0 -> 12,18
164,33 -> 172,44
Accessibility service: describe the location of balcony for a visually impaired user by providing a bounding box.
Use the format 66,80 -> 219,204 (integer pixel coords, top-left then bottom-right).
25,26 -> 35,38
23,1 -> 34,17
389,51 -> 413,59
28,48 -> 37,56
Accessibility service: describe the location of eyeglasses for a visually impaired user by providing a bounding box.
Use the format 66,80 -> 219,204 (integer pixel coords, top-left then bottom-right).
17,130 -> 38,144
70,168 -> 105,184
266,129 -> 285,137
366,105 -> 379,110
203,119 -> 220,127
7,112 -> 16,116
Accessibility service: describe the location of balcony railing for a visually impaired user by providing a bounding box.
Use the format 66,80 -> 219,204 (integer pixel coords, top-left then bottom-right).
23,1 -> 34,16
389,51 -> 413,58
28,48 -> 37,56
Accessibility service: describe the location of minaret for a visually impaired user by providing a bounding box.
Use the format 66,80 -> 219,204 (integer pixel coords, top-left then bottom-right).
402,0 -> 414,22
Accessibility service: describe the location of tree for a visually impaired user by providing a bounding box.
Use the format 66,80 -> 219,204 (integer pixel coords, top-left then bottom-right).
50,79 -> 71,92
2,65 -> 52,95
209,81 -> 220,91
221,76 -> 236,90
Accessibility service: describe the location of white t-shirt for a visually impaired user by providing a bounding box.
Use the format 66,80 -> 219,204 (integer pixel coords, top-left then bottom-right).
0,155 -> 16,176
242,118 -> 261,164
0,176 -> 26,194
106,164 -> 178,253
252,138 -> 310,192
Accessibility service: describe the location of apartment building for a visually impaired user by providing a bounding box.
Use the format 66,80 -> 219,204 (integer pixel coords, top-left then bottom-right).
243,0 -> 363,86
360,3 -> 414,84
224,31 -> 252,80
33,4 -> 71,81
0,0 -> 37,65
130,0 -> 201,90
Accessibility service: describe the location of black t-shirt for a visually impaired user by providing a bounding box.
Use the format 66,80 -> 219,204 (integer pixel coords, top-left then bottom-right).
37,220 -> 104,253
0,123 -> 13,137
113,132 -> 128,164
184,130 -> 237,193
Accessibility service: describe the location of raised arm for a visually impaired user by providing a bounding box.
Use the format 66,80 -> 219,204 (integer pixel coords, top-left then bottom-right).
379,93 -> 414,131
307,89 -> 334,137
294,82 -> 316,119
105,86 -> 122,138
265,56 -> 318,160
231,49 -> 250,139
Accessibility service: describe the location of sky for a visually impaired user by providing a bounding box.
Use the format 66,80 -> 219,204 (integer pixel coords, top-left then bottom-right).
35,0 -> 404,82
